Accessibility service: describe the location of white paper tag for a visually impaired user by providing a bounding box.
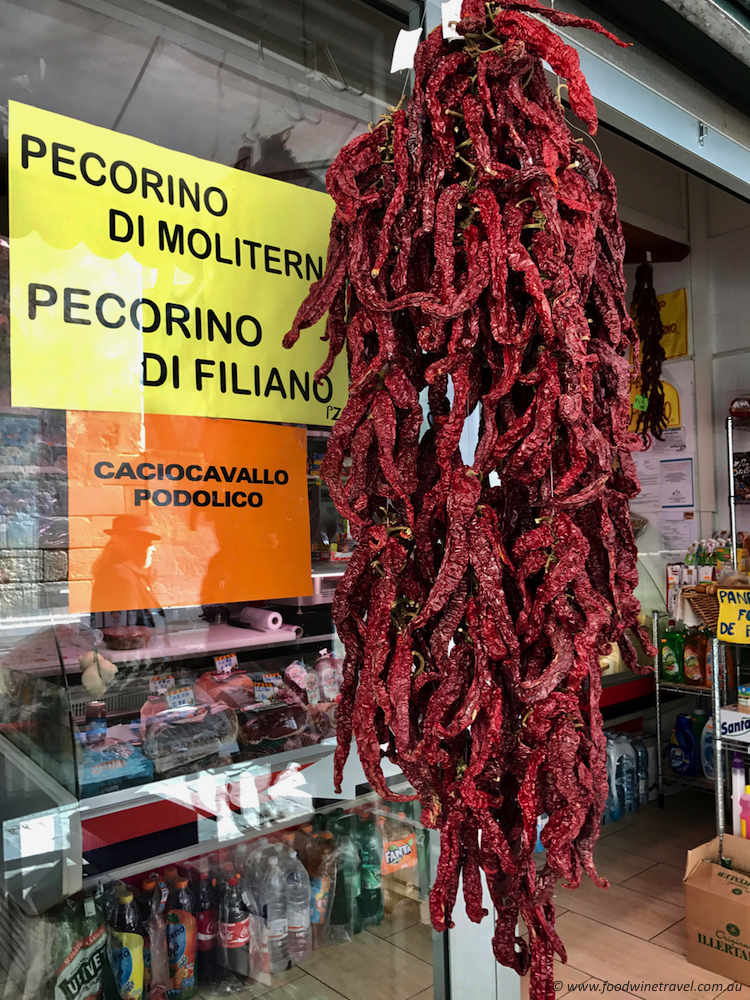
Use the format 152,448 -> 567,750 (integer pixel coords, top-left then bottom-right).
442,0 -> 463,39
215,653 -> 238,675
150,674 -> 175,694
166,685 -> 195,709
391,27 -> 422,73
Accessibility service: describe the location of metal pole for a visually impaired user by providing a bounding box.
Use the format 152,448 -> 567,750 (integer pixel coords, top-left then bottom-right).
728,416 -> 738,571
711,634 -> 725,860
653,610 -> 664,808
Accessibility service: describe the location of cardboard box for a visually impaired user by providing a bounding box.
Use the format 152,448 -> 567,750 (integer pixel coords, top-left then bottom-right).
720,705 -> 750,742
685,835 -> 750,983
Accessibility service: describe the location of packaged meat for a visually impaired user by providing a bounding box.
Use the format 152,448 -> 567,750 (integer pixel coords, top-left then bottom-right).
142,704 -> 239,775
78,739 -> 154,797
237,702 -> 308,748
194,671 -> 255,711
103,626 -> 153,650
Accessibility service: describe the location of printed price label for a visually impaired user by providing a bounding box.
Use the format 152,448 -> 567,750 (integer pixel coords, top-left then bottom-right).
633,395 -> 649,412
215,653 -> 238,675
166,686 -> 196,709
150,674 -> 175,694
254,682 -> 275,704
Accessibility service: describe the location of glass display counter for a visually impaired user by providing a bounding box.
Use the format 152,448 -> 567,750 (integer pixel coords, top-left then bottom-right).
0,599 -> 445,1000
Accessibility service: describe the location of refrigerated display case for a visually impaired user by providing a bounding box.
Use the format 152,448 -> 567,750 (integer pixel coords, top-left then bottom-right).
0,603 -> 442,999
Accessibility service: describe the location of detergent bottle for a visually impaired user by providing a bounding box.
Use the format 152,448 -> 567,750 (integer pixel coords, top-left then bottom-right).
669,714 -> 698,777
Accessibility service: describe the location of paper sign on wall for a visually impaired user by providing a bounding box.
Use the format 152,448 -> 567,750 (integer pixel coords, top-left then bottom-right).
9,101 -> 347,425
718,588 -> 750,644
631,287 -> 688,361
66,411 -> 312,612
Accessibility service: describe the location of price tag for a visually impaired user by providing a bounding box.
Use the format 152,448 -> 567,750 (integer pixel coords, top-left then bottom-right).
84,896 -> 96,918
150,674 -> 175,694
442,0 -> 462,39
166,686 -> 196,709
254,682 -> 275,704
390,27 -> 422,73
718,588 -> 750,643
633,395 -> 649,412
215,653 -> 238,675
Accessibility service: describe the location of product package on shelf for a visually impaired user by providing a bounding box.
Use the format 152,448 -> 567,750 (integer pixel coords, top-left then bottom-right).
0,893 -> 108,1000
601,731 -> 653,824
141,703 -> 239,776
78,738 -> 155,798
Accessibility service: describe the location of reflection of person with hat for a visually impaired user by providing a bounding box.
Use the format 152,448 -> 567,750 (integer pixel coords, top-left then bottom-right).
91,515 -> 162,616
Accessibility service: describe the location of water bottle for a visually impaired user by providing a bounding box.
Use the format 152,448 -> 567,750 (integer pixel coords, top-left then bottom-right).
631,738 -> 649,806
614,734 -> 637,814
605,734 -> 621,823
259,856 -> 290,973
234,841 -> 250,876
285,850 -> 312,963
245,838 -> 271,906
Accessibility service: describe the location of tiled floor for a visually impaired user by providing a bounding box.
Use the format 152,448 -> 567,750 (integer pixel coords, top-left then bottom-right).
198,893 -> 433,1000
519,790 -> 739,1000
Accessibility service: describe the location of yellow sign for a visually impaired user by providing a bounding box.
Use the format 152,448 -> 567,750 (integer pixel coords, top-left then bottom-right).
631,287 -> 688,361
717,588 -> 750,644
9,101 -> 347,425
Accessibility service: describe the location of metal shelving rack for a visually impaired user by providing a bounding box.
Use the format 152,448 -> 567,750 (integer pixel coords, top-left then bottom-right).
653,415 -> 747,856
653,609 -> 729,814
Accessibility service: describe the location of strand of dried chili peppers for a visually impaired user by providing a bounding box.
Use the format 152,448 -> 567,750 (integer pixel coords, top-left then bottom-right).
284,3 -> 655,997
632,260 -> 669,443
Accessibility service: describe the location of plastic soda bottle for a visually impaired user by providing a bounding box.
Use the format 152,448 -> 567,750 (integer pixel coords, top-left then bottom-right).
166,877 -> 197,998
219,875 -> 256,978
260,855 -> 291,973
308,831 -> 337,948
196,872 -> 220,987
329,818 -> 361,940
136,879 -> 157,993
358,813 -> 384,929
109,891 -> 145,1000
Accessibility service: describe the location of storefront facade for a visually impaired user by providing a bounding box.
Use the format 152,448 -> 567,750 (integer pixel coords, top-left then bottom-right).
4,0 -> 750,997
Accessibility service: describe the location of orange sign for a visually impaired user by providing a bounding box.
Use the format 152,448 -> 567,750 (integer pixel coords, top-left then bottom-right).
67,411 -> 312,612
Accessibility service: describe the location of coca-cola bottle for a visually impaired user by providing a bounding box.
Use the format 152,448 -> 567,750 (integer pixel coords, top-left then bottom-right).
196,872 -> 219,987
219,875 -> 251,978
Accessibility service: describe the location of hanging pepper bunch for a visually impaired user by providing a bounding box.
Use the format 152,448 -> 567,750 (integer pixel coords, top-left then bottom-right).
631,261 -> 668,443
284,2 -> 654,996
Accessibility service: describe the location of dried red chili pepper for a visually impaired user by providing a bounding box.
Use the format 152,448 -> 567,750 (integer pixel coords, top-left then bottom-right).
284,3 -> 654,997
631,261 -> 669,442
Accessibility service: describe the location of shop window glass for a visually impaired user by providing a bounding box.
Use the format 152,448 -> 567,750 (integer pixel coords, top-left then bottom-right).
0,11 -> 440,1000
